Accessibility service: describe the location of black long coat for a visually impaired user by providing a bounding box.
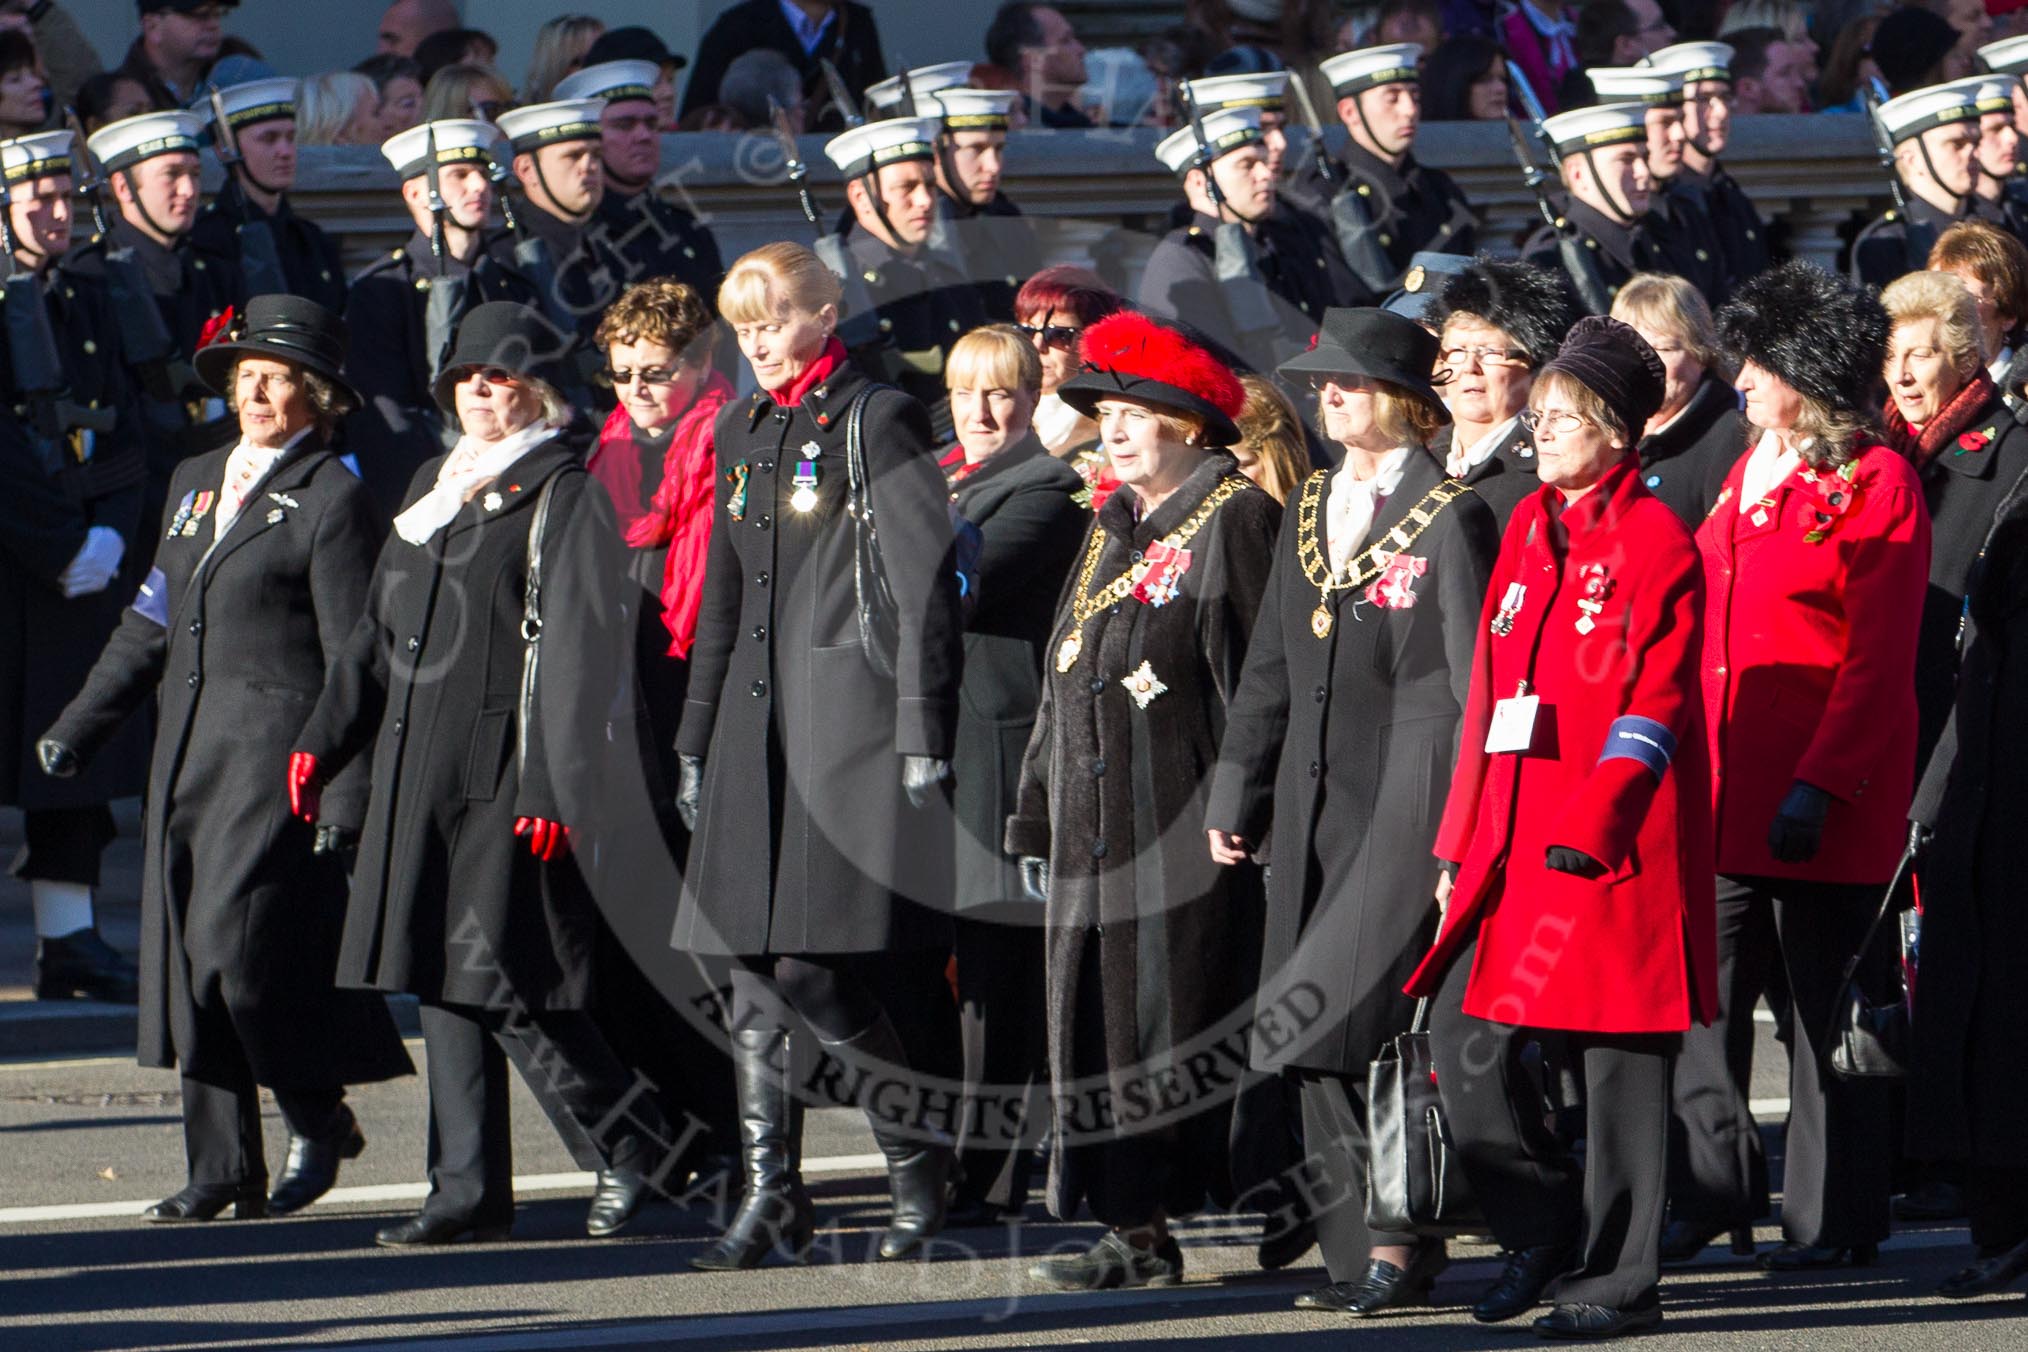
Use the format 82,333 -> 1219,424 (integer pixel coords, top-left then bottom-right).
1286,142 -> 1478,303
1207,449 -> 1497,1075
950,437 -> 1087,914
592,187 -> 723,304
42,437 -> 411,1088
1521,199 -> 1660,313
1136,210 -> 1351,375
1435,420 -> 1540,528
189,179 -> 348,315
1637,373 -> 1745,527
1004,453 -> 1280,1223
1907,469 -> 2028,1169
673,361 -> 962,957
938,191 -> 1039,323
1675,163 -> 1769,296
296,438 -> 628,1010
841,224 -> 990,441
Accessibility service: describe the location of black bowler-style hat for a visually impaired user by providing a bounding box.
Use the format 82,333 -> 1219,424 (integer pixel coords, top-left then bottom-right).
1277,306 -> 1450,416
1055,312 -> 1247,448
195,294 -> 360,415
430,301 -> 573,414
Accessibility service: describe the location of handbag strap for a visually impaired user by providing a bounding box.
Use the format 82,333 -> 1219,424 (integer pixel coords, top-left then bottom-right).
1817,839 -> 1917,1070
515,469 -> 568,777
844,383 -> 878,516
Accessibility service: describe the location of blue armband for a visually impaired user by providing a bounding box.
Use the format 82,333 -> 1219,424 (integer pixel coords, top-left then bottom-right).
129,568 -> 169,628
1599,715 -> 1675,781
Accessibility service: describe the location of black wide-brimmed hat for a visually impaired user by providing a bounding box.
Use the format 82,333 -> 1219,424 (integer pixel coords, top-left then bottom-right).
1056,312 -> 1246,448
194,293 -> 360,415
1277,306 -> 1449,416
430,301 -> 573,414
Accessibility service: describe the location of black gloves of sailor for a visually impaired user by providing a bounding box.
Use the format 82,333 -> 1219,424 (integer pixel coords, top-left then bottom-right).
1768,781 -> 1831,863
676,754 -> 704,832
1019,856 -> 1050,904
1544,845 -> 1607,878
36,738 -> 79,778
312,824 -> 358,858
902,755 -> 950,808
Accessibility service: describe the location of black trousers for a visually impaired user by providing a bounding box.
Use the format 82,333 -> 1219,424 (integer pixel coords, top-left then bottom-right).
1969,1166 -> 2028,1252
10,805 -> 116,887
180,1020 -> 346,1187
1294,1069 -> 1416,1283
1431,935 -> 1676,1310
1676,875 -> 1892,1248
416,1001 -> 667,1225
952,915 -> 1045,1212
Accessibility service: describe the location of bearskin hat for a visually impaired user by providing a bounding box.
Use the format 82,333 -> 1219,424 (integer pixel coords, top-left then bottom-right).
1056,311 -> 1246,447
1718,260 -> 1889,416
1423,254 -> 1578,368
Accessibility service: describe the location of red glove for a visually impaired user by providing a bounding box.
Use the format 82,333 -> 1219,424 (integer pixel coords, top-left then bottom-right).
289,751 -> 323,822
514,816 -> 573,862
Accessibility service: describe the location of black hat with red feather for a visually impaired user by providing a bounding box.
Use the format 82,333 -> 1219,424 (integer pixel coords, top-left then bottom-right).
1056,313 -> 1246,447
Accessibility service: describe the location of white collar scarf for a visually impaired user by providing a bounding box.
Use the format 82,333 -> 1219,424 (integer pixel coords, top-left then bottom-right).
1447,415 -> 1520,478
394,421 -> 559,545
215,428 -> 311,540
1739,428 -> 1803,512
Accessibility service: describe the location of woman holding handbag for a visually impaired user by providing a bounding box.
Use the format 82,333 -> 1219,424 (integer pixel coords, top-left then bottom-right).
1207,307 -> 1499,1316
1405,316 -> 1717,1340
671,242 -> 965,1269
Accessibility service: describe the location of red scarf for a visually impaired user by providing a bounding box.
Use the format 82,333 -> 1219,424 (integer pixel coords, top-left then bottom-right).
1883,370 -> 1997,469
769,337 -> 846,408
586,372 -> 733,658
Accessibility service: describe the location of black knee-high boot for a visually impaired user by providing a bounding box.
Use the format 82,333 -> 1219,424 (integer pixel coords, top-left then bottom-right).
818,1012 -> 953,1261
691,1024 -> 815,1271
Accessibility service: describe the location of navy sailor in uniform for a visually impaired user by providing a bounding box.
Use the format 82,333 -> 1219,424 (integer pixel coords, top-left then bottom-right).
1642,42 -> 1771,296
1589,65 -> 1728,307
190,77 -> 347,314
1521,99 -> 1664,313
1851,83 -> 1983,289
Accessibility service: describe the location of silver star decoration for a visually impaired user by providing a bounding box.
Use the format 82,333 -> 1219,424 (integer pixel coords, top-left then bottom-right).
1120,660 -> 1168,709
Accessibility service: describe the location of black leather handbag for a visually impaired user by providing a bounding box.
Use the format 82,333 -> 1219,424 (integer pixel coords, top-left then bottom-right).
1823,843 -> 1916,1080
1366,997 -> 1484,1235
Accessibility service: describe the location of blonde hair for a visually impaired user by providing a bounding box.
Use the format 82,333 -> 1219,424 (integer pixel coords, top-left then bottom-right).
295,72 -> 378,146
423,62 -> 514,123
1235,375 -> 1311,503
1531,368 -> 1632,448
1881,269 -> 1987,371
523,15 -> 604,102
718,242 -> 844,326
946,324 -> 1041,395
1312,377 -> 1447,457
1612,272 -> 1723,374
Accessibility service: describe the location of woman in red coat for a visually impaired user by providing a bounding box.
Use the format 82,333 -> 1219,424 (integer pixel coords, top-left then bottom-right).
1676,261 -> 1930,1271
1405,316 -> 1716,1340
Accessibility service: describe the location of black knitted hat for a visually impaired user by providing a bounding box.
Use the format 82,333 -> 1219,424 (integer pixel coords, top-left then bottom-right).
1542,315 -> 1667,438
1717,260 -> 1889,416
1423,254 -> 1580,369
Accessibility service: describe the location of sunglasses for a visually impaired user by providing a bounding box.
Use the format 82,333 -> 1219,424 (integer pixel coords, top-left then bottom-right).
605,365 -> 687,388
1015,322 -> 1081,349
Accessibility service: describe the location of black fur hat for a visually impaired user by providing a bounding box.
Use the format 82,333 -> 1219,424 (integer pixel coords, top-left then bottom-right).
1717,260 -> 1889,416
1423,254 -> 1579,369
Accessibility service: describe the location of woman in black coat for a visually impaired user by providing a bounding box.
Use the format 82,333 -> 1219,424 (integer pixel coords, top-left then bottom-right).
671,242 -> 964,1269
1006,311 -> 1281,1292
39,297 -> 413,1222
939,326 -> 1089,1226
1206,308 -> 1498,1315
291,302 -> 672,1248
1613,274 -> 1747,526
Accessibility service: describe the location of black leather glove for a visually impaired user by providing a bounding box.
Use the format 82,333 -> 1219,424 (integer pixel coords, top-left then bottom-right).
312,824 -> 358,859
676,754 -> 704,832
1544,845 -> 1607,878
36,737 -> 78,778
1019,855 -> 1050,903
1907,820 -> 1934,859
902,755 -> 951,809
1767,781 -> 1831,863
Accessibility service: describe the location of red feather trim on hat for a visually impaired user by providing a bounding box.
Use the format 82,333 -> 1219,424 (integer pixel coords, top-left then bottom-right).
1077,312 -> 1244,418
195,306 -> 237,351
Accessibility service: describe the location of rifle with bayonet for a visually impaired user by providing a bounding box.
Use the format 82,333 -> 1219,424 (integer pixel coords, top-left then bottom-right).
819,59 -> 865,130
1179,79 -> 1281,344
0,194 -> 116,478
420,125 -> 472,387
1503,62 -> 1615,316
1297,71 -> 1398,297
487,151 -> 590,392
1859,84 -> 1937,277
766,98 -> 881,349
207,87 -> 288,298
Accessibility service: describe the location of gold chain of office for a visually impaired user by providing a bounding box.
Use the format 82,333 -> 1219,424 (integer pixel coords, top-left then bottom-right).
1054,475 -> 1252,673
1296,473 -> 1472,638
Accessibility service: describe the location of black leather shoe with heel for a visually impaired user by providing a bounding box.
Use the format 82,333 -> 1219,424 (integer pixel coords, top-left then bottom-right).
268,1106 -> 366,1216
1474,1243 -> 1577,1323
690,1024 -> 815,1271
143,1181 -> 267,1222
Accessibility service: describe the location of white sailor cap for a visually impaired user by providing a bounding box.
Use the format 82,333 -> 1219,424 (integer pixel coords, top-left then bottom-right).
1875,84 -> 1980,146
1643,41 -> 1735,86
86,109 -> 206,174
1182,70 -> 1291,115
926,87 -> 1018,131
1155,107 -> 1265,177
1541,100 -> 1650,158
1979,34 -> 2028,78
1939,75 -> 2015,118
1588,66 -> 1683,107
865,62 -> 975,114
380,118 -> 502,180
1320,43 -> 1422,98
824,116 -> 939,178
495,99 -> 604,154
210,76 -> 298,136
0,131 -> 75,186
553,60 -> 661,107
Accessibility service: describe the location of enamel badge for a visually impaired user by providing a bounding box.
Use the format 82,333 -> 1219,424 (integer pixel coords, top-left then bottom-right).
726,461 -> 750,522
1121,660 -> 1168,709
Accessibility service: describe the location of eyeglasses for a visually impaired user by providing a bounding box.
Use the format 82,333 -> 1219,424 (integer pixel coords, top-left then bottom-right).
1439,345 -> 1532,370
1015,322 -> 1081,349
1519,408 -> 1592,435
1303,373 -> 1374,394
606,365 -> 686,388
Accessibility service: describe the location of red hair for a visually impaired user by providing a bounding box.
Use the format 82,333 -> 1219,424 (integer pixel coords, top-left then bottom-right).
1015,265 -> 1125,329
1078,312 -> 1245,418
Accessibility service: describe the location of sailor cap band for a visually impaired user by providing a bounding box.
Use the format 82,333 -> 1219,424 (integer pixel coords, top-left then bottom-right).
1940,75 -> 2014,117
1155,108 -> 1266,176
1542,101 -> 1650,157
824,117 -> 941,177
380,118 -> 502,179
1320,43 -> 1423,97
0,131 -> 75,185
552,60 -> 661,106
926,87 -> 1017,131
495,100 -> 605,153
212,77 -> 298,131
1587,67 -> 1683,107
86,110 -> 207,173
1182,71 -> 1290,114
1979,34 -> 2028,78
1643,41 -> 1734,86
865,61 -> 975,113
1875,85 -> 1981,145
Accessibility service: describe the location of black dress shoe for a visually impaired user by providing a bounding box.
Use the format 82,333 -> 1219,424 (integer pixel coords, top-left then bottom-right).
1758,1240 -> 1877,1271
945,1196 -> 1017,1228
1534,1300 -> 1664,1339
1028,1232 -> 1184,1291
586,1166 -> 649,1238
1894,1181 -> 1968,1222
1475,1243 -> 1577,1323
1293,1280 -> 1365,1312
1659,1218 -> 1756,1264
1257,1215 -> 1317,1270
267,1108 -> 366,1216
375,1212 -> 512,1247
34,928 -> 139,1004
1297,1244 -> 1450,1316
143,1181 -> 266,1222
1937,1237 -> 2028,1298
